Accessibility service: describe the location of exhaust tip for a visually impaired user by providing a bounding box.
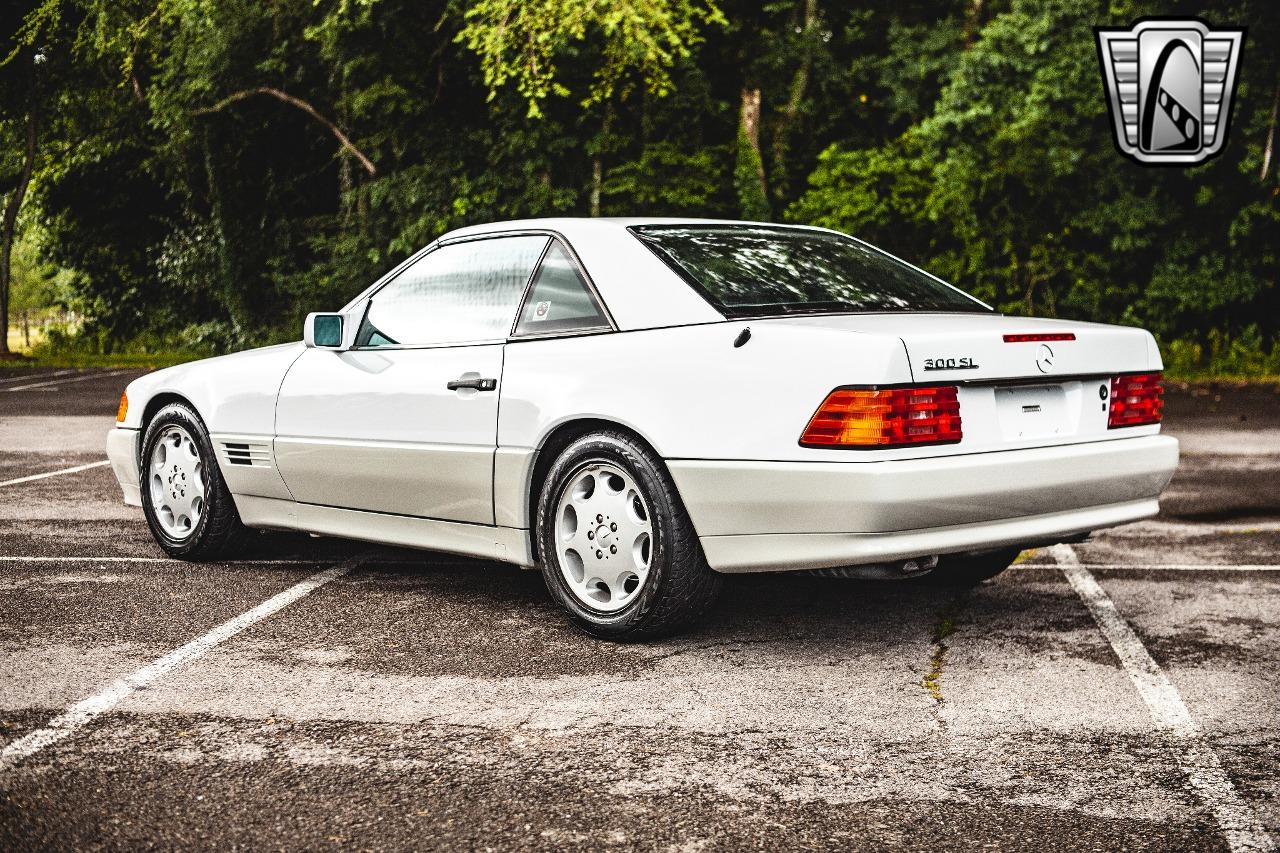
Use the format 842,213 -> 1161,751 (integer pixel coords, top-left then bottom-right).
802,555 -> 939,580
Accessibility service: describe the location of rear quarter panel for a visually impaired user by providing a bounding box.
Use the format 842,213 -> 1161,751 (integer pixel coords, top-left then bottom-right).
497,322 -> 913,460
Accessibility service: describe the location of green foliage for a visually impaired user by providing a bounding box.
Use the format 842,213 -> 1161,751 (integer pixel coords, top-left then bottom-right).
787,138 -> 930,252
604,142 -> 727,214
9,224 -> 74,315
1,0 -> 1277,375
791,0 -> 1280,370
1162,327 -> 1280,380
457,0 -> 726,117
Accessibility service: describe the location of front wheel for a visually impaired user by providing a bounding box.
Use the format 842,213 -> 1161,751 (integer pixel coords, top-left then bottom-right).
140,402 -> 251,560
536,431 -> 722,640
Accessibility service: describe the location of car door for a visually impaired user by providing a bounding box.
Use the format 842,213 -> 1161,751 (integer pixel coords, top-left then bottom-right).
273,233 -> 549,525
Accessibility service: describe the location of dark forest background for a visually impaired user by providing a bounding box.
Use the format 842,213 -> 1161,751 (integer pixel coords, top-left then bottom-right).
1,0 -> 1278,375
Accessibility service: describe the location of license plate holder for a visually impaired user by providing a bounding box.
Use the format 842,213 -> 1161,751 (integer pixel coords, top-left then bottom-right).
995,384 -> 1069,439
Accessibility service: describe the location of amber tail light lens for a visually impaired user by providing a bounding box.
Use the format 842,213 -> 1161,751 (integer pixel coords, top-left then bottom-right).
800,386 -> 962,448
1108,372 -> 1163,428
116,392 -> 129,423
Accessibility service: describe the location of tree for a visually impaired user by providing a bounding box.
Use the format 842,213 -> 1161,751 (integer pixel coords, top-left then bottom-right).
0,5 -> 44,357
2,0 -> 1276,365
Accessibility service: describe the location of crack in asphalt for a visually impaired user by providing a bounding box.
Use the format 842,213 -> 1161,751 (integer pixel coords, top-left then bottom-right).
921,592 -> 969,727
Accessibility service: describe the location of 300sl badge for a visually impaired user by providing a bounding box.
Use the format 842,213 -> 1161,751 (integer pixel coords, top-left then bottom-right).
922,357 -> 979,371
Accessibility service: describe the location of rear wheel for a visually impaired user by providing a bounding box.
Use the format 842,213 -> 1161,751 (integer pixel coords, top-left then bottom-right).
536,431 -> 721,640
925,547 -> 1022,587
140,402 -> 251,560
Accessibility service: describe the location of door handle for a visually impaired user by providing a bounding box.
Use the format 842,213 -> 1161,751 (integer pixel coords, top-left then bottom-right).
447,377 -> 497,392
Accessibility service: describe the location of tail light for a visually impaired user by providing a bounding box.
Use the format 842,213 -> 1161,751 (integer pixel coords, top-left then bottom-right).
1108,372 -> 1163,428
116,392 -> 129,423
1003,332 -> 1076,342
800,386 -> 962,448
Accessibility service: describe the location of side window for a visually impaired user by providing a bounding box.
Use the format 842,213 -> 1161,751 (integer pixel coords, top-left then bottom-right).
357,235 -> 548,347
513,241 -> 609,336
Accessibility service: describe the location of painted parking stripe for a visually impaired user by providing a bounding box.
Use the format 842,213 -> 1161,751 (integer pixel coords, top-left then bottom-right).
0,555 -> 1270,571
0,460 -> 111,487
1053,544 -> 1274,853
0,558 -> 360,771
0,555 -> 474,566
1016,562 -> 1280,572
4,369 -> 132,392
0,369 -> 77,386
0,555 -> 343,565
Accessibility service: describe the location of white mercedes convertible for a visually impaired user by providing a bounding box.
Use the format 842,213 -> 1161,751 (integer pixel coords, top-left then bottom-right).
108,218 -> 1179,638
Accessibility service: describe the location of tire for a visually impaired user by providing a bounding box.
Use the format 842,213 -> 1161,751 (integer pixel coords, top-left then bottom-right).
925,547 -> 1022,587
140,402 -> 252,560
536,430 -> 722,640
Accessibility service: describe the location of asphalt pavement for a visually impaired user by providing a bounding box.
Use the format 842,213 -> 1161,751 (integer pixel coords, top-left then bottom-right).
0,367 -> 1276,851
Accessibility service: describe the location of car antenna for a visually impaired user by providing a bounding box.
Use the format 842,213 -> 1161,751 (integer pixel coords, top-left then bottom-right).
733,327 -> 751,348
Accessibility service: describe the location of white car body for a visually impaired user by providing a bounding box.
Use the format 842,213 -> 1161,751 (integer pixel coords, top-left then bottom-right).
107,218 -> 1179,572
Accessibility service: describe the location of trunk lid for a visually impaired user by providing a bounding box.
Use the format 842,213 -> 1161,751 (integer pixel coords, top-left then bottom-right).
766,312 -> 1152,382
764,312 -> 1160,457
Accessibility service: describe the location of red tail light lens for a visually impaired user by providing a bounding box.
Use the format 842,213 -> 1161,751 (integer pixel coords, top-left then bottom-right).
801,386 -> 962,448
1108,372 -> 1163,428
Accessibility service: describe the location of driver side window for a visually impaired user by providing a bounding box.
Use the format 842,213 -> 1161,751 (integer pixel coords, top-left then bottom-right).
357,235 -> 548,347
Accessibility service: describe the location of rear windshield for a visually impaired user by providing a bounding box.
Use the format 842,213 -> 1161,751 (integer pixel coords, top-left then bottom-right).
629,224 -> 989,318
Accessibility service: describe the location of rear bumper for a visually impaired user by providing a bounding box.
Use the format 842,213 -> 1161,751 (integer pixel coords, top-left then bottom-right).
668,434 -> 1178,572
106,426 -> 142,507
698,499 -> 1156,572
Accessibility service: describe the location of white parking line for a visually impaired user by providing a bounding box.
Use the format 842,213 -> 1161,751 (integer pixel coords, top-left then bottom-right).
1016,563 -> 1280,572
0,369 -> 77,386
4,369 -> 132,392
0,555 -> 342,565
0,555 -> 470,566
0,558 -> 360,772
0,460 -> 111,487
1053,544 -> 1275,853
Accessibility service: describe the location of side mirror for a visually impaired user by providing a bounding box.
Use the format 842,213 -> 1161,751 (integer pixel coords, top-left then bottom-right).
304,313 -> 345,349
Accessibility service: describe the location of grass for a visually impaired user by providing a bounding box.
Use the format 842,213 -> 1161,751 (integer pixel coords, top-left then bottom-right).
6,326 -> 44,354
0,350 -> 198,369
922,596 -> 966,705
1164,371 -> 1280,385
2,328 -> 197,369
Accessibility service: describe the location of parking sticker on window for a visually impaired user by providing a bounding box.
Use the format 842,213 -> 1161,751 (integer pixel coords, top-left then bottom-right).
533,301 -> 551,320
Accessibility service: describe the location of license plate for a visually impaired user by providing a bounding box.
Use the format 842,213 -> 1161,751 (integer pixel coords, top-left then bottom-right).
995,385 -> 1069,439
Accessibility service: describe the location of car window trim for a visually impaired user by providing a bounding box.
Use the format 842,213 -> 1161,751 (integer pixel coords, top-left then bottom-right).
508,235 -> 613,340
349,231 -> 549,351
345,229 -> 617,352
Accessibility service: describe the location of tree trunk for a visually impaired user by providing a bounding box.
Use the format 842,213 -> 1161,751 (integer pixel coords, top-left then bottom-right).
963,0 -> 984,49
1261,82 -> 1279,182
22,309 -> 31,348
589,107 -> 612,218
741,88 -> 766,199
771,0 -> 819,203
0,107 -> 39,358
590,157 -> 602,217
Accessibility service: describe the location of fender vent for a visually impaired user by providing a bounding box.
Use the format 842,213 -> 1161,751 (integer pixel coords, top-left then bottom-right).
220,441 -> 272,468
